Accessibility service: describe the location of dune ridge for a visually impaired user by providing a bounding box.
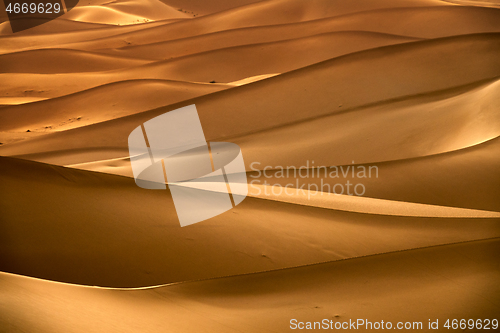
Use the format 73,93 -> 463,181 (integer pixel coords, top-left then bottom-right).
1,238 -> 499,332
1,155 -> 499,287
1,34 -> 499,159
0,79 -> 228,132
42,5 -> 500,53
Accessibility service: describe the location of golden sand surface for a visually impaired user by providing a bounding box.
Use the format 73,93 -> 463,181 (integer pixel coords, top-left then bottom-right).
0,0 -> 499,331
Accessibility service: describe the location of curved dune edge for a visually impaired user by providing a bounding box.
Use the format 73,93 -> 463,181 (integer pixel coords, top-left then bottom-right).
0,236 -> 498,290
59,79 -> 500,179
0,96 -> 49,105
440,0 -> 500,7
0,48 -> 150,74
1,238 -> 499,332
1,1 -> 499,330
246,184 -> 500,218
102,30 -> 423,61
0,20 -> 171,54
65,6 -> 156,26
53,4 -> 500,53
2,154 -> 498,287
227,73 -> 280,86
62,0 -> 190,25
2,34 -> 499,161
0,79 -> 230,133
169,180 -> 500,218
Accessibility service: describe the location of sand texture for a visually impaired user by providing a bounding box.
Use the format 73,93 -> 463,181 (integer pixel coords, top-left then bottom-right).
1,0 -> 499,331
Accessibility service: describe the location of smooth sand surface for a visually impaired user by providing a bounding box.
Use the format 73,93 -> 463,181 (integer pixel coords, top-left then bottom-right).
1,239 -> 499,332
1,155 -> 499,287
1,0 -> 499,331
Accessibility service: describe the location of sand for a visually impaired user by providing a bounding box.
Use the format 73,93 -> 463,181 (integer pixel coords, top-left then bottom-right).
0,0 -> 499,331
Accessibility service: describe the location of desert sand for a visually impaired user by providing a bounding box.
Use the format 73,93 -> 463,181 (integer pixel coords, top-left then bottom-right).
0,0 -> 499,331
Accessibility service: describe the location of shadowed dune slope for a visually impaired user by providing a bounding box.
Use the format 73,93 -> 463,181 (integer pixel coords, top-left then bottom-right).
0,49 -> 149,74
0,18 -> 110,35
0,239 -> 498,332
0,156 -> 499,287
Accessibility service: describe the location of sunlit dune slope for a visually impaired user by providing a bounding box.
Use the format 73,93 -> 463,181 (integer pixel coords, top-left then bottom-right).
442,0 -> 500,7
158,0 -> 266,16
64,0 -> 190,25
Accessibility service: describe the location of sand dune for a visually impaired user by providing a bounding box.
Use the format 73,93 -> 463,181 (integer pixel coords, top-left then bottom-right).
64,0 -> 189,26
0,80 -> 227,133
63,6 -> 159,26
1,34 -> 498,162
57,5 -> 500,53
442,0 -> 500,7
124,5 -> 500,54
0,31 -> 422,100
0,96 -> 48,105
0,19 -> 169,54
247,184 -> 500,218
102,30 -> 421,61
1,156 -> 499,287
231,77 -> 500,170
158,0 -> 267,16
1,0 -> 499,330
0,18 -> 108,35
122,31 -> 422,83
169,0 -> 449,33
0,31 -> 419,92
66,130 -> 500,212
1,239 -> 498,332
0,48 -> 149,73
247,135 -> 500,212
